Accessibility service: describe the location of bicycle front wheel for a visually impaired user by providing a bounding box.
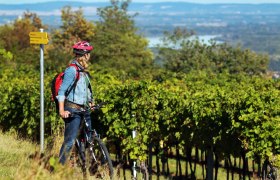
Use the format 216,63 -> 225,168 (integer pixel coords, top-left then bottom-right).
88,137 -> 114,179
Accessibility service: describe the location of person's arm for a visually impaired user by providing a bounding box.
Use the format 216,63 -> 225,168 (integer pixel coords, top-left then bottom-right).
57,66 -> 76,118
59,101 -> 71,118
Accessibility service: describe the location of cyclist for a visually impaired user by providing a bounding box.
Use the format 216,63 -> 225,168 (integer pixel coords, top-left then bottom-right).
57,41 -> 94,165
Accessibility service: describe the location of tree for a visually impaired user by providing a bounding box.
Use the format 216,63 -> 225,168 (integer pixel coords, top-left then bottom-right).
0,12 -> 45,52
157,27 -> 269,75
49,6 -> 95,70
52,6 -> 95,51
213,44 -> 269,75
0,12 -> 47,69
92,0 -> 153,78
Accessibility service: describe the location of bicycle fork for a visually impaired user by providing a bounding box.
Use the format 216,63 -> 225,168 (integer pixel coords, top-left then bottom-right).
89,140 -> 108,164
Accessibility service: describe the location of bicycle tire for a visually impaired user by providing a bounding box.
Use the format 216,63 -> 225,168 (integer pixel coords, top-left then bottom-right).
74,140 -> 87,176
88,137 -> 114,179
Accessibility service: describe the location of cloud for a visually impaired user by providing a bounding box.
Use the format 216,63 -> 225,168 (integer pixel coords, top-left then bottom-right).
80,6 -> 98,15
0,6 -> 97,16
160,5 -> 172,9
0,9 -> 61,16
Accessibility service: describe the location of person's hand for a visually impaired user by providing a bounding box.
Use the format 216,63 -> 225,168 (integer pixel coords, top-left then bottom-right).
59,110 -> 71,119
89,102 -> 95,111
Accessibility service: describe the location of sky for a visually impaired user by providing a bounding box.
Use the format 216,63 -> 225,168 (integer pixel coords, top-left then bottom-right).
0,0 -> 279,4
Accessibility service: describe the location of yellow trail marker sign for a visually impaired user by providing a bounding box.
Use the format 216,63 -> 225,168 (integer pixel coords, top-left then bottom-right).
30,38 -> 49,45
29,32 -> 49,44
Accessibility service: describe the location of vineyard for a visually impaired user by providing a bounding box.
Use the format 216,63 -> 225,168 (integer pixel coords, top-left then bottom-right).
0,67 -> 279,179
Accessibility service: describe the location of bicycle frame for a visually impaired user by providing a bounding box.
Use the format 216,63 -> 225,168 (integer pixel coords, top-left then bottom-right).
71,105 -> 114,178
75,116 -> 102,167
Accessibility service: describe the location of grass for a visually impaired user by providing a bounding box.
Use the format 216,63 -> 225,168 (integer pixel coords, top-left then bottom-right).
0,131 -> 124,180
0,131 -> 257,179
0,131 -> 88,180
0,131 -> 36,179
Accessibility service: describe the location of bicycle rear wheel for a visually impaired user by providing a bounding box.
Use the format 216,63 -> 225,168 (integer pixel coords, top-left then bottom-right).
88,137 -> 114,179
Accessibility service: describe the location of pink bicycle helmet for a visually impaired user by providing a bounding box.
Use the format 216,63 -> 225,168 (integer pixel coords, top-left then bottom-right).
72,41 -> 93,55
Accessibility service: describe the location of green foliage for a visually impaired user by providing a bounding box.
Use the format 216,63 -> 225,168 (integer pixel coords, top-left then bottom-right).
90,72 -> 280,163
0,48 -> 13,62
0,68 -> 63,140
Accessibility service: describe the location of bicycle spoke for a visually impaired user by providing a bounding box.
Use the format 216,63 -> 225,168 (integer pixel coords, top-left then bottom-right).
88,137 -> 114,179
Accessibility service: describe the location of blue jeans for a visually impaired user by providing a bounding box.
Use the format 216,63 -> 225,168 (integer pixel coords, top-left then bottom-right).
59,107 -> 92,165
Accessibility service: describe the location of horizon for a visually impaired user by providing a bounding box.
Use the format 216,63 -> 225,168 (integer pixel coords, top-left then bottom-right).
0,0 -> 280,4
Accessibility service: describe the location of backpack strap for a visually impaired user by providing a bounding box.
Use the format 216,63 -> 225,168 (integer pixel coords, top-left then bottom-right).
65,63 -> 80,97
85,71 -> 93,94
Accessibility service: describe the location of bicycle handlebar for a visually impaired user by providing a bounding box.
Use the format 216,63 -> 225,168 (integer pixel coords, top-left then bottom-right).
69,102 -> 107,117
91,102 -> 107,110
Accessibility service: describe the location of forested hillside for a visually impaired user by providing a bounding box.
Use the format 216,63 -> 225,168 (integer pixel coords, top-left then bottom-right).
0,0 -> 279,179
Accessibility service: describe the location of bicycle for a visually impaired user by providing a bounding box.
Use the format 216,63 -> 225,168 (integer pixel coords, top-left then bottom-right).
70,103 -> 114,179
